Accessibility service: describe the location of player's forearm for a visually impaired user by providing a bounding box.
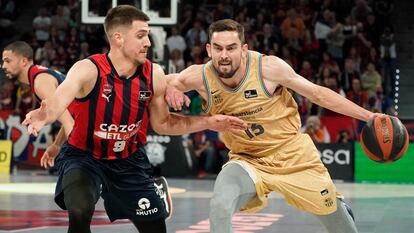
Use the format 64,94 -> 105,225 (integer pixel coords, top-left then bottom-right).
166,74 -> 190,92
152,113 -> 210,135
52,127 -> 66,147
43,95 -> 73,125
312,86 -> 373,122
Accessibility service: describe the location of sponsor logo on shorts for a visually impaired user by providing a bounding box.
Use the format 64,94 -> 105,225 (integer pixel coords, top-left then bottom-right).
320,189 -> 329,196
324,197 -> 334,207
136,198 -> 158,216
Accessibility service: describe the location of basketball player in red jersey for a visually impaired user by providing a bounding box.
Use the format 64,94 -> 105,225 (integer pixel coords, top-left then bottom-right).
23,5 -> 246,233
2,41 -> 74,168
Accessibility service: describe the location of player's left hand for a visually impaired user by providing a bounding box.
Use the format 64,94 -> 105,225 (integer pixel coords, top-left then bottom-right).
165,85 -> 191,111
207,115 -> 247,132
40,144 -> 60,168
22,101 -> 48,136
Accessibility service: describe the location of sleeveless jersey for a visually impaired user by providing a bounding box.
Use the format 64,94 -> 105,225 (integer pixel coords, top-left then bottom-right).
202,50 -> 301,158
28,65 -> 65,102
68,54 -> 153,160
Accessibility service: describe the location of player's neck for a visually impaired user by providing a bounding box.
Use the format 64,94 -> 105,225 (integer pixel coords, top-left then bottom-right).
107,51 -> 138,78
19,65 -> 31,85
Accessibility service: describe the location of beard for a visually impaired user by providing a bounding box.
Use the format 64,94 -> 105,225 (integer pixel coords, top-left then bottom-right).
213,61 -> 240,79
4,71 -> 18,81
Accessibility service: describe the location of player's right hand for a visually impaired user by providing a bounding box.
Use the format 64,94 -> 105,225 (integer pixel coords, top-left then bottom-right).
207,115 -> 248,132
22,101 -> 48,136
165,85 -> 191,111
40,144 -> 60,168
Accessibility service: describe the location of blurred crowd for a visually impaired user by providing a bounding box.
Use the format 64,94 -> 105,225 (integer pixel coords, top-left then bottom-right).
0,0 -> 397,176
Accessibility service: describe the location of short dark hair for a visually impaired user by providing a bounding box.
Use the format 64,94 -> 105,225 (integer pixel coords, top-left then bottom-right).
208,19 -> 245,44
4,41 -> 33,60
104,5 -> 150,35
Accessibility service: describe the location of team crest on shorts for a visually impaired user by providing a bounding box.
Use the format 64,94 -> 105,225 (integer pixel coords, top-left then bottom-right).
324,197 -> 334,207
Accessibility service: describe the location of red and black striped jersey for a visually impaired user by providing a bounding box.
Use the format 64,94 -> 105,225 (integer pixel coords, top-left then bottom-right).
28,64 -> 77,113
28,65 -> 66,102
68,53 -> 153,160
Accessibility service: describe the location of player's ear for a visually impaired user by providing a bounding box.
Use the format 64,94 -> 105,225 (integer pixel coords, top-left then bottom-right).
242,43 -> 248,58
112,31 -> 123,46
206,43 -> 212,58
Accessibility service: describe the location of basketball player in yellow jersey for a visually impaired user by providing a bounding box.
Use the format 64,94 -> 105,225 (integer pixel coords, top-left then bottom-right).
166,19 -> 382,233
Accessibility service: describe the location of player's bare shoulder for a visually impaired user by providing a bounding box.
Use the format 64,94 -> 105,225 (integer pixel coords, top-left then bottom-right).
261,55 -> 296,86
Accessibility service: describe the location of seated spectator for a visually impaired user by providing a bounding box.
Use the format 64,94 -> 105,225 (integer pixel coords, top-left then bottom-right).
340,58 -> 360,92
189,129 -> 219,177
299,60 -> 315,82
361,62 -> 382,98
302,115 -> 330,143
281,8 -> 305,40
168,49 -> 185,74
368,85 -> 396,115
346,78 -> 368,109
336,129 -> 351,143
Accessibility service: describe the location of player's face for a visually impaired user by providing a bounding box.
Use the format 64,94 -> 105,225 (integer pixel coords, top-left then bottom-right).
122,20 -> 151,64
207,31 -> 247,79
1,50 -> 22,80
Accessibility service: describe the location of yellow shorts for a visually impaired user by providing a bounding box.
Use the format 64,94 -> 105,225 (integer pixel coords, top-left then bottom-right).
227,134 -> 340,215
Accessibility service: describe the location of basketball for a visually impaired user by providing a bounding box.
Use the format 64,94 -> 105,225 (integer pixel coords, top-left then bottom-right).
361,115 -> 409,163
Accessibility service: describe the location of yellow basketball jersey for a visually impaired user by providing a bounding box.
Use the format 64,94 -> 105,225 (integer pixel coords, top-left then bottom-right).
202,51 -> 302,158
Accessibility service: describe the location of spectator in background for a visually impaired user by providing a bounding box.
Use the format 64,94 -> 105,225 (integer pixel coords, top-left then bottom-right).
318,52 -> 340,77
326,17 -> 345,62
351,0 -> 372,23
347,78 -> 368,109
303,115 -> 330,143
166,26 -> 187,55
168,49 -> 185,74
52,45 -> 68,73
186,20 -> 208,48
280,8 -> 305,41
32,7 -> 51,46
368,85 -> 396,115
301,28 -> 320,65
256,23 -> 281,54
189,129 -> 219,177
380,26 -> 397,96
0,79 -> 16,111
361,62 -> 382,98
340,58 -> 360,92
347,46 -> 361,72
341,15 -> 357,58
336,129 -> 351,143
35,40 -> 56,67
299,60 -> 315,82
51,5 -> 69,40
77,42 -> 90,60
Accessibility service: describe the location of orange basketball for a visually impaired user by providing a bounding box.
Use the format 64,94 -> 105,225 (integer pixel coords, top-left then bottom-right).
360,115 -> 409,163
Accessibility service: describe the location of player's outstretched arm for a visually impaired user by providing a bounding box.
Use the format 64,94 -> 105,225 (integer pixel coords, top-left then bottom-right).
23,59 -> 97,135
262,56 -> 377,122
151,64 -> 247,135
